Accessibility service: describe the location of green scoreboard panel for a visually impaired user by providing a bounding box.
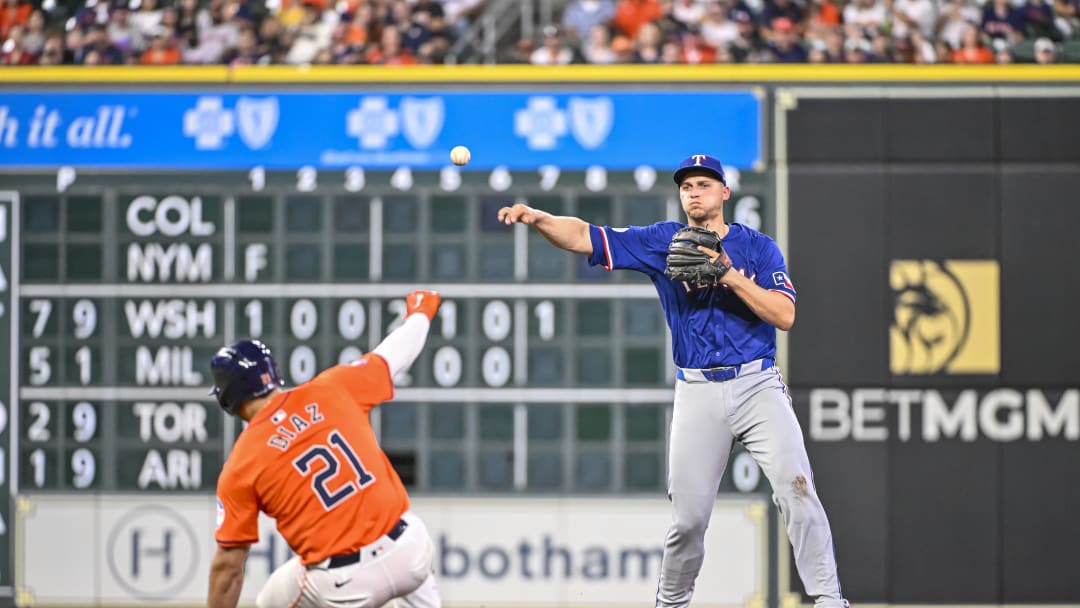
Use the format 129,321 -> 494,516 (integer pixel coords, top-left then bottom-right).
0,165 -> 770,597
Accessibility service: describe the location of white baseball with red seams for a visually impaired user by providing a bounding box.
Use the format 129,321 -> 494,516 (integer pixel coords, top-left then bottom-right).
450,145 -> 471,166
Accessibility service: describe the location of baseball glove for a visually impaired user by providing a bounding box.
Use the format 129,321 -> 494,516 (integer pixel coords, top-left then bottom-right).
663,226 -> 733,283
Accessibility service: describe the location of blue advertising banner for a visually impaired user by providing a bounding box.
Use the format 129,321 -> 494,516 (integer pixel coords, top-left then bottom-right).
0,90 -> 761,171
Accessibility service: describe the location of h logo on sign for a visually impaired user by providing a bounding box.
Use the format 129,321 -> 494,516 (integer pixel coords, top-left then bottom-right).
131,529 -> 173,578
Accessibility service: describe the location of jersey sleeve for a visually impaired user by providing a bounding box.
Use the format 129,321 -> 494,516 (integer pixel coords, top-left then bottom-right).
313,352 -> 395,410
754,238 -> 797,303
586,224 -> 669,275
215,464 -> 260,547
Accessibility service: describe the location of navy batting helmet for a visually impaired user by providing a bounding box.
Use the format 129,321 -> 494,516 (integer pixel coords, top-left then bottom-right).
208,339 -> 283,415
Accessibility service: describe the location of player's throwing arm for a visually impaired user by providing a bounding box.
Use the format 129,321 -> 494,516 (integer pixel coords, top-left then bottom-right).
497,202 -> 593,255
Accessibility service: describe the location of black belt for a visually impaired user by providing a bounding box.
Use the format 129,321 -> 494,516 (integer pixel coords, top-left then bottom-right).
326,519 -> 408,569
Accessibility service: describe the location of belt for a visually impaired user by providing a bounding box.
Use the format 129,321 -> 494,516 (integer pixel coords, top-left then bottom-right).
676,358 -> 773,383
324,519 -> 409,569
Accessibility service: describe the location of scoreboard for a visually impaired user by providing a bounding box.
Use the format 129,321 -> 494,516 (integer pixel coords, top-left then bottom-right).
0,165 -> 772,594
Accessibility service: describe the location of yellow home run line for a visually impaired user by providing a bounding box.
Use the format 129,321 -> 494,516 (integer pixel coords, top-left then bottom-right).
1,64 -> 1079,84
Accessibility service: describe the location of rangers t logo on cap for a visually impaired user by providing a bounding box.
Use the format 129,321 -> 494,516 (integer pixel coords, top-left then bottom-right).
674,154 -> 727,185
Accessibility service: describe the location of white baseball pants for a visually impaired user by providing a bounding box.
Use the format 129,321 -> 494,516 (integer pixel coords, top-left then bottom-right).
256,510 -> 441,608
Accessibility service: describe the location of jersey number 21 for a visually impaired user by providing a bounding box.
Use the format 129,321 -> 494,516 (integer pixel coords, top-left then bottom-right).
292,430 -> 376,510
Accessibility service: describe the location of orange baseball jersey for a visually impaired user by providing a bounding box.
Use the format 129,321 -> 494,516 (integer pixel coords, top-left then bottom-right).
215,353 -> 409,565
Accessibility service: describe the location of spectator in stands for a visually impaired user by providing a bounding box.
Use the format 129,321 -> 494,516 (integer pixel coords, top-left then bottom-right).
442,0 -> 484,38
141,24 -> 182,63
562,0 -> 616,41
700,1 -> 740,50
869,31 -> 894,60
891,0 -> 938,40
340,3 -> 370,48
937,0 -> 981,51
660,37 -> 683,62
38,31 -> 67,64
19,8 -> 42,54
413,0 -> 445,22
610,33 -> 636,61
400,2 -> 432,53
820,26 -> 845,60
1033,34 -> 1058,61
285,2 -> 332,64
634,20 -> 664,61
952,22 -> 995,61
323,20 -> 354,62
416,7 -> 451,64
187,0 -> 240,63
671,0 -> 707,28
761,0 -> 805,37
132,0 -> 165,41
908,29 -> 938,61
581,22 -> 617,63
843,35 -> 873,61
0,0 -> 31,40
1054,0 -> 1078,38
981,0 -> 1026,43
679,23 -> 717,62
809,0 -> 843,28
368,22 -> 416,64
175,0 -> 201,50
108,3 -> 146,56
83,24 -> 127,63
530,24 -> 575,64
1021,0 -> 1058,39
728,9 -> 764,61
652,0 -> 692,40
256,13 -> 285,60
843,0 -> 888,34
64,25 -> 83,60
614,0 -> 663,38
1,23 -> 35,63
765,16 -> 808,61
222,23 -> 260,64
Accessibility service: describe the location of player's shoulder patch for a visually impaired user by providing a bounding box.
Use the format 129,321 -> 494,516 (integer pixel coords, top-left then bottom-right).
216,497 -> 226,529
772,271 -> 795,291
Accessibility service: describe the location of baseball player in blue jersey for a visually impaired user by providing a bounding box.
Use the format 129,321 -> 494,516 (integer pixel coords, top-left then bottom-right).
497,154 -> 847,608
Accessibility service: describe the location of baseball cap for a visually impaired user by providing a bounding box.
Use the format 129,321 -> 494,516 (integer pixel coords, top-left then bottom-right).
1034,37 -> 1055,53
772,17 -> 794,32
673,154 -> 726,185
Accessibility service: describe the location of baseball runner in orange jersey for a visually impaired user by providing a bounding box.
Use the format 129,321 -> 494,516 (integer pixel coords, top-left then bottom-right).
207,290 -> 444,608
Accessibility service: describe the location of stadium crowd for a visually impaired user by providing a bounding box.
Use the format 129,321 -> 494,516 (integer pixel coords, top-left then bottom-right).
1,0 -> 1076,66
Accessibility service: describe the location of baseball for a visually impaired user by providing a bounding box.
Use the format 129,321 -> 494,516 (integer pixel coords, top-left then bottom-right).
450,145 -> 471,166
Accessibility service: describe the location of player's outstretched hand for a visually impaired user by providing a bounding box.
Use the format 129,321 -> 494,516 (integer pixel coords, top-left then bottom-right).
497,203 -> 542,226
406,290 -> 441,321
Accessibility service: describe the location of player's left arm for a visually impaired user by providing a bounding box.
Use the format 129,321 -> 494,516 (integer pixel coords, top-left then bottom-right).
371,290 -> 439,377
720,272 -> 795,330
714,238 -> 796,331
207,544 -> 249,608
318,291 -> 440,408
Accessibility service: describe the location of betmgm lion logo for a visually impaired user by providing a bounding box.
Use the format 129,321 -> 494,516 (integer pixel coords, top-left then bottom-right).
890,259 -> 1000,375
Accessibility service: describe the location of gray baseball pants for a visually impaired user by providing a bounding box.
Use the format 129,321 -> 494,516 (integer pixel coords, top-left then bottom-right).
655,361 -> 845,608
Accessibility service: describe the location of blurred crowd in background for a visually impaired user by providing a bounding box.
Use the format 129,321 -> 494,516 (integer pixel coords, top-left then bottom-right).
2,0 -> 1077,67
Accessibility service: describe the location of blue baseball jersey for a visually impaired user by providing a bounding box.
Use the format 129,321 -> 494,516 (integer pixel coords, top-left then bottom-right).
587,221 -> 796,369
